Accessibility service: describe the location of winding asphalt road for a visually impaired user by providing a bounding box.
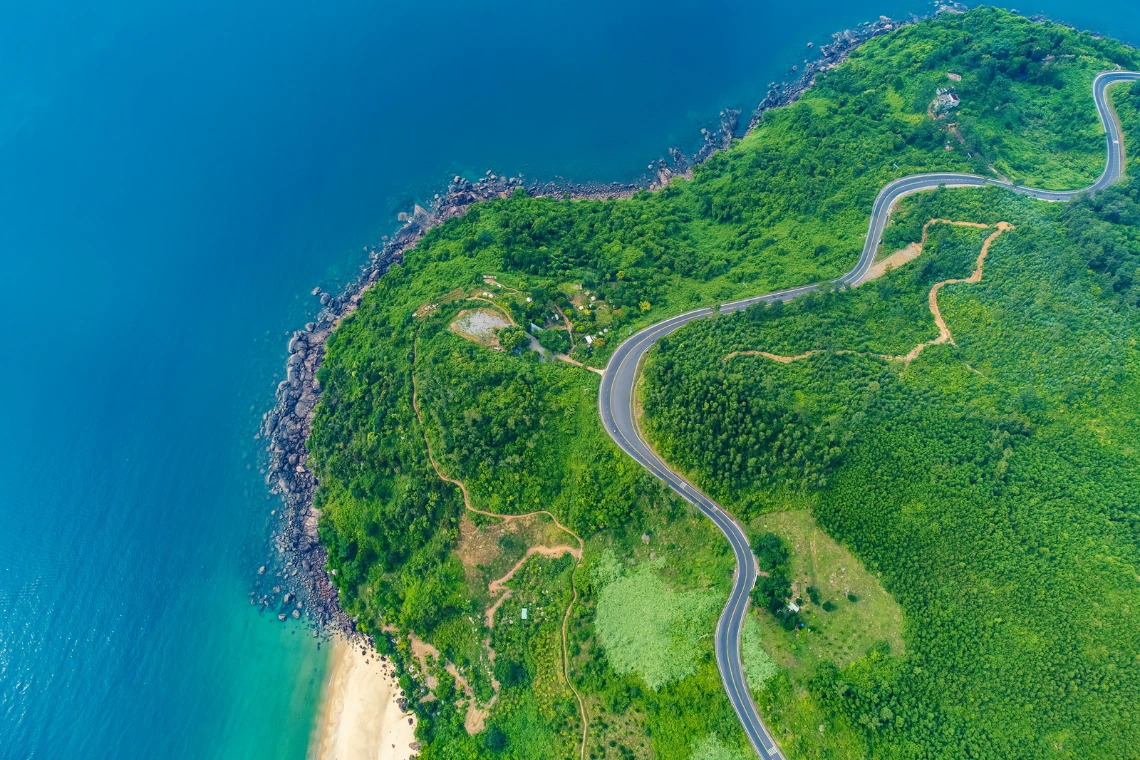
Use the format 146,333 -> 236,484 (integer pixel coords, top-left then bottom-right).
597,70 -> 1138,759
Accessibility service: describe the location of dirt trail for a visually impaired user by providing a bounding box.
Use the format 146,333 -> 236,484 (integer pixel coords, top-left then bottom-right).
722,220 -> 1013,369
723,349 -> 821,364
555,352 -> 605,375
885,221 -> 1012,364
409,336 -> 589,757
860,218 -> 989,284
389,626 -> 490,734
484,545 -> 581,629
552,303 -> 576,351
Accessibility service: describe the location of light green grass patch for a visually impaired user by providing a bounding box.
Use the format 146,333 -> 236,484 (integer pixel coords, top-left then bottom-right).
595,564 -> 719,690
590,547 -> 624,589
691,734 -> 750,760
740,614 -> 779,690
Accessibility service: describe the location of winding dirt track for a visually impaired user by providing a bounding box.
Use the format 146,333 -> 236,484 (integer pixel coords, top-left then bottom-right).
892,221 -> 1012,363
726,220 -> 1014,366
409,337 -> 590,758
598,71 -> 1138,759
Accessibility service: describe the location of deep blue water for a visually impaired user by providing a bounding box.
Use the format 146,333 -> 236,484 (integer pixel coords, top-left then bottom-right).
1,1 -> 1138,758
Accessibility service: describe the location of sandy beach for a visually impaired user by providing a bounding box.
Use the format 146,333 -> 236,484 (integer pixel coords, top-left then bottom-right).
310,638 -> 418,760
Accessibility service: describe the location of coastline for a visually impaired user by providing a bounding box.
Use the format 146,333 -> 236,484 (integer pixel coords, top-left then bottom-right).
310,637 -> 419,760
256,7 -> 914,634
257,0 -> 963,750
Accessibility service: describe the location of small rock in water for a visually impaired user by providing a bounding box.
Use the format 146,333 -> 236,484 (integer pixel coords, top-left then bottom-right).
292,609 -> 300,619
278,613 -> 287,621
257,566 -> 266,575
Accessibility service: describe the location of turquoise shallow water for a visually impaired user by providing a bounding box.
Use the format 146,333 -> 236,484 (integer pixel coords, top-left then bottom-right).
1,1 -> 1138,758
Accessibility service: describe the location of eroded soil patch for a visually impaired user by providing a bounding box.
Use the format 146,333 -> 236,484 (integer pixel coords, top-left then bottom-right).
450,307 -> 513,347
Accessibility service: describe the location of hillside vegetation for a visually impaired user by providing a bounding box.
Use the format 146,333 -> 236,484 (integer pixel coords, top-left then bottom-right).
643,178 -> 1140,758
306,8 -> 1140,759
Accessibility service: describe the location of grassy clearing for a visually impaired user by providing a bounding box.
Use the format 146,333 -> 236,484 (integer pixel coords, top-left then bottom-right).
740,615 -> 779,690
594,560 -> 720,691
752,510 -> 904,672
733,511 -> 900,757
690,734 -> 751,760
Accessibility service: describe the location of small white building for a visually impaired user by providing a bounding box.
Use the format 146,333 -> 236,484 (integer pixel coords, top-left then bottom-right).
932,88 -> 960,115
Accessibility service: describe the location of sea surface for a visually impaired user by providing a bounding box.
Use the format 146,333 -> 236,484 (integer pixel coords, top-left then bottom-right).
1,1 -> 1137,758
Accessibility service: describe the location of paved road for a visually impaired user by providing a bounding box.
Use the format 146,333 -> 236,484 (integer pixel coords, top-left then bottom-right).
597,70 -> 1138,759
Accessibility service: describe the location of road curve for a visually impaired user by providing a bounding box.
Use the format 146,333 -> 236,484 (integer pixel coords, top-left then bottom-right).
598,70 -> 1137,759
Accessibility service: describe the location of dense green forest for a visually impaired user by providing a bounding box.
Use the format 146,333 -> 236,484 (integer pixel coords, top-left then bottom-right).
305,8 -> 1140,759
643,178 -> 1140,758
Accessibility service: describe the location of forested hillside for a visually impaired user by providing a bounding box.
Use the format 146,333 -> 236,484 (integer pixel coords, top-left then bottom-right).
643,176 -> 1140,757
306,8 -> 1140,759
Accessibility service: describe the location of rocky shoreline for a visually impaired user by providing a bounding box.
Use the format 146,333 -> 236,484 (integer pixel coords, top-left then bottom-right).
253,6 -> 960,636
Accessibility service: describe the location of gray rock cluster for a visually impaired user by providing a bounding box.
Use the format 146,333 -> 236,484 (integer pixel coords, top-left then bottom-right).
746,14 -> 908,133
256,221 -> 418,634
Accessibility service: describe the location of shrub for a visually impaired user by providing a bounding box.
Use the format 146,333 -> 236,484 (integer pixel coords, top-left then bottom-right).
484,725 -> 507,752
535,327 -> 570,354
495,325 -> 530,353
751,531 -> 789,571
595,566 -> 719,690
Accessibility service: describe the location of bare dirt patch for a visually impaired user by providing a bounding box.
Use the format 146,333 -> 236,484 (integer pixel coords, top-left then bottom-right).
450,307 -> 512,347
865,241 -> 924,281
455,512 -> 504,576
404,630 -> 490,734
455,512 -> 574,593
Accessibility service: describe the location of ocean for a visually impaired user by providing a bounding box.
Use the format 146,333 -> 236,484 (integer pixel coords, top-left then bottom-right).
1,1 -> 1137,757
